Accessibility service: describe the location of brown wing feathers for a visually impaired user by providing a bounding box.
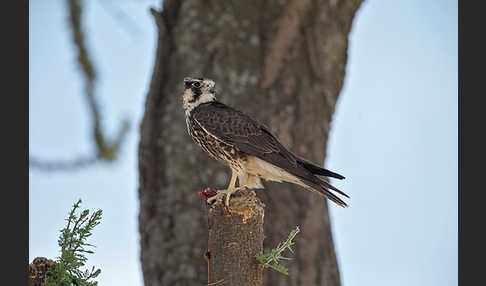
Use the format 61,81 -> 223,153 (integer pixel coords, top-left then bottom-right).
192,101 -> 348,206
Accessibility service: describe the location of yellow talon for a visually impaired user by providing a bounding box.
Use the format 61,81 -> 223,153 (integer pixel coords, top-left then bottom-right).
207,170 -> 242,207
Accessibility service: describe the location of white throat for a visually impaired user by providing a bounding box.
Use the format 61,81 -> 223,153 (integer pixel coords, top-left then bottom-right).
183,92 -> 216,116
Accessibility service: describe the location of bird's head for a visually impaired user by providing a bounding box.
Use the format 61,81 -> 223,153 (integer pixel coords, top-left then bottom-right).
182,77 -> 216,113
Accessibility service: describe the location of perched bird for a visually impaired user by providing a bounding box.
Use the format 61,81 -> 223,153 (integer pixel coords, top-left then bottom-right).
182,77 -> 349,207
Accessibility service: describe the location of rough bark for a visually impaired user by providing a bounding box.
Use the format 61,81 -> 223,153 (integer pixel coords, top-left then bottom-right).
138,0 -> 363,285
208,189 -> 265,286
28,257 -> 55,286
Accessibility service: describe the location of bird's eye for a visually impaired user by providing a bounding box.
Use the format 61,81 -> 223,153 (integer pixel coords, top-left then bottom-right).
192,82 -> 201,88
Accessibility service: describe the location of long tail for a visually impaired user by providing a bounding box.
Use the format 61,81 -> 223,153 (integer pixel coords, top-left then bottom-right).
299,177 -> 349,207
297,158 -> 345,180
248,154 -> 349,207
289,157 -> 348,207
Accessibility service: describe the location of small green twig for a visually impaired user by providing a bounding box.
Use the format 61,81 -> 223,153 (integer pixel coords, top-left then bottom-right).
255,226 -> 300,275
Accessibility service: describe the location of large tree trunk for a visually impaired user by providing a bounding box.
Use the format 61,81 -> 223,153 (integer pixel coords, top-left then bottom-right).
138,1 -> 363,285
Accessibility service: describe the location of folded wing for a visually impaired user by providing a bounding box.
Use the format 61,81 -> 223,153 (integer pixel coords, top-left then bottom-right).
191,101 -> 348,206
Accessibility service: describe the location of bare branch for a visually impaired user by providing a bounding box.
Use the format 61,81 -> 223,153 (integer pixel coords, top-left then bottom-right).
99,0 -> 144,38
30,0 -> 130,172
29,155 -> 98,172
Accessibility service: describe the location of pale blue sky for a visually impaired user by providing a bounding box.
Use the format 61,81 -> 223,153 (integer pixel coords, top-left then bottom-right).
29,1 -> 457,286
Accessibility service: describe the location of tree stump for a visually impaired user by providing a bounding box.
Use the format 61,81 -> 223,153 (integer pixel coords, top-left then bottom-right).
28,257 -> 55,286
208,189 -> 265,286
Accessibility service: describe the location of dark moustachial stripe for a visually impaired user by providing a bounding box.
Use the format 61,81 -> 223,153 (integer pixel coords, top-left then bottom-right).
190,85 -> 202,102
185,79 -> 202,103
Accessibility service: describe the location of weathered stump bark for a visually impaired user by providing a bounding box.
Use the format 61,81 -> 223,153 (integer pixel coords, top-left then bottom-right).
28,257 -> 55,286
208,189 -> 265,286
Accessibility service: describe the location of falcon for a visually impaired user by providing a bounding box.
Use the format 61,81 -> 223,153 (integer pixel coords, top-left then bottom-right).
182,77 -> 349,207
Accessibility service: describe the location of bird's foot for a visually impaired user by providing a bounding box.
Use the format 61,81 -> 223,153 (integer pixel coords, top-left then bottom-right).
206,190 -> 227,205
207,186 -> 248,207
